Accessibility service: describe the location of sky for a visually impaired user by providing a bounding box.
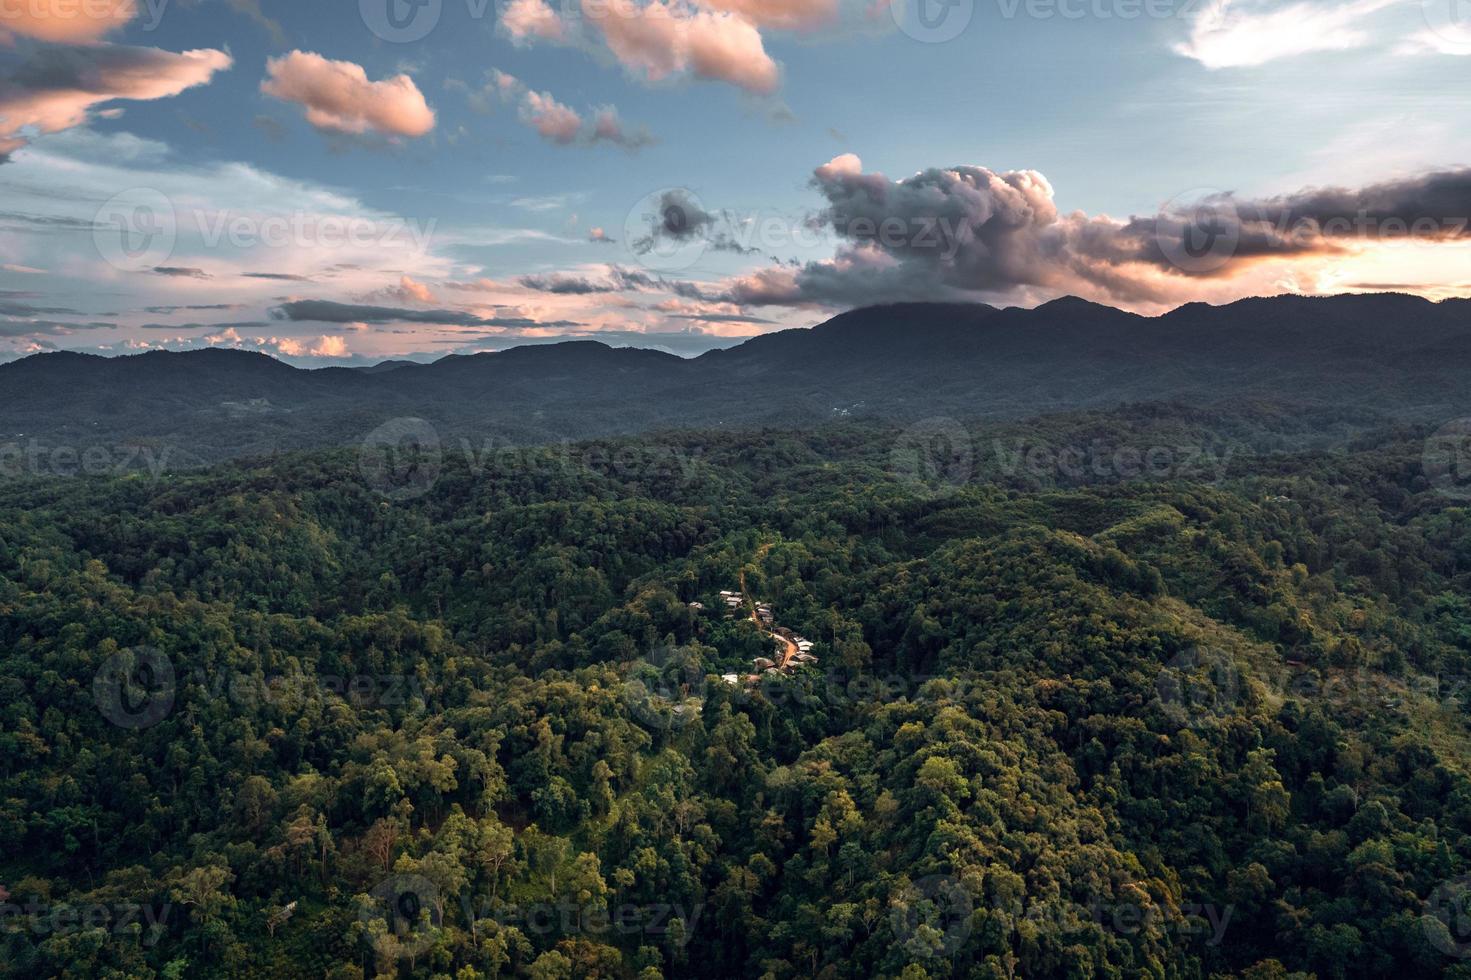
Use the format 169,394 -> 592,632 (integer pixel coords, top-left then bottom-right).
0,0 -> 1468,365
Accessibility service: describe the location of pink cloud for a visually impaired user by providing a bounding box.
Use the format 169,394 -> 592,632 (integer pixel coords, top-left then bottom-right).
395,275 -> 437,303
361,274 -> 439,304
519,89 -> 583,144
501,0 -> 569,42
586,0 -> 780,94
0,44 -> 232,156
261,51 -> 435,138
814,151 -> 862,181
695,0 -> 837,30
0,0 -> 136,43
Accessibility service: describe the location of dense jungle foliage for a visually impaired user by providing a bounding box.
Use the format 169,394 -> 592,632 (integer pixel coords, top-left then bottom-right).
5,408 -> 1471,978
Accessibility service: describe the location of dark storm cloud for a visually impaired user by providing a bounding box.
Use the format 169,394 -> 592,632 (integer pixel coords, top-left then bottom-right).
726,158 -> 1471,309
629,189 -> 761,259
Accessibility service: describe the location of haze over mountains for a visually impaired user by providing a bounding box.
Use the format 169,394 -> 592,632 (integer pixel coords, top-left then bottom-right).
4,292 -> 1469,464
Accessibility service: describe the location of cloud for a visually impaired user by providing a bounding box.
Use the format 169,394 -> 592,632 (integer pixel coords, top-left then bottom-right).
490,72 -> 655,149
501,0 -> 570,42
589,226 -> 615,243
272,299 -> 582,329
0,0 -> 137,43
141,303 -> 243,313
241,271 -> 312,281
633,188 -> 717,249
360,274 -> 439,304
0,317 -> 112,336
152,266 -> 210,279
518,265 -> 661,293
589,105 -> 655,149
588,0 -> 781,94
517,264 -> 726,301
723,154 -> 1471,310
226,0 -> 288,47
0,296 -> 84,316
1174,0 -> 1401,68
445,68 -> 524,113
199,326 -> 352,359
629,188 -> 761,257
520,89 -> 584,143
261,51 -> 435,138
1398,29 -> 1471,56
494,0 -> 788,94
0,43 -> 232,156
695,0 -> 838,30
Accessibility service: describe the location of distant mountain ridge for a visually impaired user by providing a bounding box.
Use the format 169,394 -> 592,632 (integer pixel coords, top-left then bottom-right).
3,293 -> 1469,463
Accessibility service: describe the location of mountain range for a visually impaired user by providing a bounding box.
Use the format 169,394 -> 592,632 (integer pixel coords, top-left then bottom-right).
3,292 -> 1469,464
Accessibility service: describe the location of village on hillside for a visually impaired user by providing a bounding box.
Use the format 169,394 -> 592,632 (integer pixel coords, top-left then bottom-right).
702,589 -> 818,686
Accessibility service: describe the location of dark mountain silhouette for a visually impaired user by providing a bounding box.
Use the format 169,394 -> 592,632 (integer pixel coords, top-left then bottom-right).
2,293 -> 1468,463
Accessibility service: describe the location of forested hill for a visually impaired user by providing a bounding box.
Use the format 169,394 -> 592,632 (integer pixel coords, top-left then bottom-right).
6,412 -> 1471,976
3,293 -> 1470,463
